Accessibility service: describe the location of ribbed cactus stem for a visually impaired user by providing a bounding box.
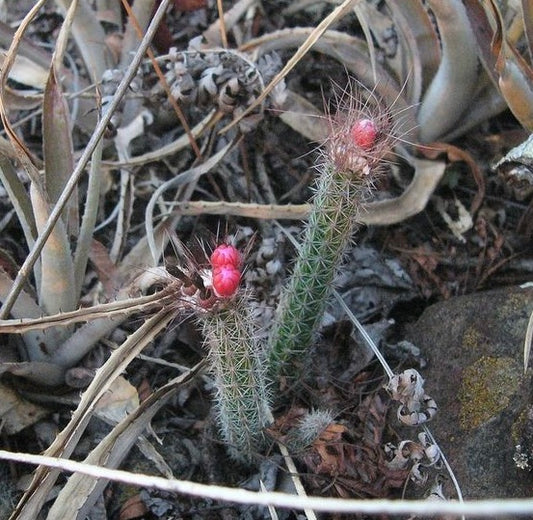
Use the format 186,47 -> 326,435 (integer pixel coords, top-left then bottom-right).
201,297 -> 271,464
267,84 -> 395,382
268,165 -> 370,380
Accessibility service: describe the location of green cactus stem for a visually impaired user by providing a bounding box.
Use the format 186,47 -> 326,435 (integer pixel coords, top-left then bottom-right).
200,296 -> 271,464
267,85 -> 395,382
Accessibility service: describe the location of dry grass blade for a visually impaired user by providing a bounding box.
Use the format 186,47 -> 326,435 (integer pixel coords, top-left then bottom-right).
222,0 -> 359,133
73,131 -> 103,300
203,0 -> 257,46
120,0 -> 201,158
10,308 -> 175,519
361,157 -> 447,225
486,0 -> 533,130
146,138 -> 238,264
167,200 -> 310,220
103,110 -> 218,168
384,0 -> 441,103
0,155 -> 36,250
277,439 -> 317,519
417,0 -> 480,142
352,3 -> 378,84
0,290 -> 172,333
161,161 -> 448,225
46,360 -> 206,520
29,183 -> 76,320
54,0 -> 109,82
0,0 -> 46,184
241,28 -> 417,141
524,308 -> 533,372
43,69 -> 77,233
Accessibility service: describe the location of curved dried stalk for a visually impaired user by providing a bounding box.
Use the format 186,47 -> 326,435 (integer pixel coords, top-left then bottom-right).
240,28 -> 417,142
145,138 -> 238,264
54,0 -> 112,82
223,0 -> 360,133
102,110 -> 218,168
0,289 -> 174,334
10,308 -> 175,519
46,360 -> 206,519
416,0 -> 480,142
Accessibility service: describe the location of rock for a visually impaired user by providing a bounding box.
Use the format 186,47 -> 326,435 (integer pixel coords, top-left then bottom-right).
406,286 -> 533,508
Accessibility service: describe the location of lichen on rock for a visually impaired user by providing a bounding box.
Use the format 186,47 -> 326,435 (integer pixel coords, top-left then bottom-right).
458,356 -> 522,431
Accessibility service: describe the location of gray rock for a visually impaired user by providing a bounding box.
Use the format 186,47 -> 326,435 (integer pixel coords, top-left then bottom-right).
406,286 -> 533,509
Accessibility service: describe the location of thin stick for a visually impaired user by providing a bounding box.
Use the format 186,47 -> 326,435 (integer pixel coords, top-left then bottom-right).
221,0 -> 358,133
1,450 -> 532,517
119,0 -> 202,159
216,0 -> 229,48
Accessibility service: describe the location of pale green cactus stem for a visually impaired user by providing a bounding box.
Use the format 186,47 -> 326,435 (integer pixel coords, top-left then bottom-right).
267,85 -> 396,382
267,167 -> 368,380
200,296 -> 271,464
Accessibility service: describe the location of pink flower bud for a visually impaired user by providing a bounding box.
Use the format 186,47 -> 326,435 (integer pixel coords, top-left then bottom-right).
350,118 -> 378,150
210,244 -> 241,269
212,264 -> 241,297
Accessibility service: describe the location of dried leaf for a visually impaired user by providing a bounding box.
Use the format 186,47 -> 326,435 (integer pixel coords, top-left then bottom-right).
0,381 -> 48,434
119,495 -> 148,520
45,361 -> 204,520
95,376 -> 140,424
0,51 -> 48,89
43,66 -> 78,234
417,0 -> 480,142
12,309 -> 175,519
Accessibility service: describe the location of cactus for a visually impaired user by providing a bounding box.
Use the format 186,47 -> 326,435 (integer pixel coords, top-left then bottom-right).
200,296 -> 271,463
267,82 -> 398,382
286,409 -> 335,452
181,242 -> 272,464
191,82 -> 398,461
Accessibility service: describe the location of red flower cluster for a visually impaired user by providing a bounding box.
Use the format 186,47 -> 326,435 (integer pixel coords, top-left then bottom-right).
210,244 -> 241,297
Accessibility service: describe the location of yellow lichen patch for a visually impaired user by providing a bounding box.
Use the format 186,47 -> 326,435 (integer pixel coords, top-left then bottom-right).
458,356 -> 522,431
462,327 -> 484,349
500,292 -> 528,319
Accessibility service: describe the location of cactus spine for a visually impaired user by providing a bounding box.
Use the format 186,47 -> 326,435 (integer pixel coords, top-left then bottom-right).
267,166 -> 370,380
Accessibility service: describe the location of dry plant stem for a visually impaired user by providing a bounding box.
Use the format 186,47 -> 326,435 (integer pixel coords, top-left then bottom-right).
46,360 -> 206,519
200,297 -> 271,464
5,450 -> 523,516
120,0 -> 201,158
222,0 -> 358,133
0,0 -> 174,319
11,308 -> 175,518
